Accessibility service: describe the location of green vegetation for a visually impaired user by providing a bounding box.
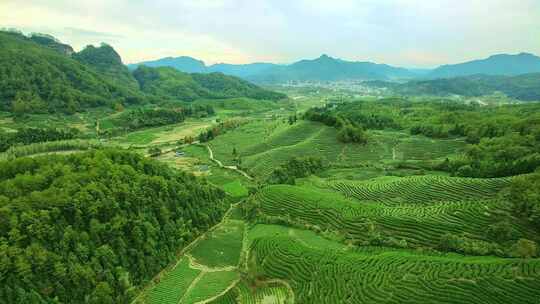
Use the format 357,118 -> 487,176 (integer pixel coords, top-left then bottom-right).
305,98 -> 540,177
0,31 -> 141,114
0,149 -> 227,303
2,29 -> 540,303
505,172 -> 540,234
208,281 -> 291,304
248,182 -> 534,254
190,220 -> 245,268
250,236 -> 540,304
73,43 -> 139,91
0,139 -> 102,160
146,258 -> 200,304
0,30 -> 285,118
222,180 -> 249,197
327,175 -> 510,204
133,65 -> 285,102
182,271 -> 239,303
367,73 -> 540,101
0,126 -> 80,152
267,156 -> 326,185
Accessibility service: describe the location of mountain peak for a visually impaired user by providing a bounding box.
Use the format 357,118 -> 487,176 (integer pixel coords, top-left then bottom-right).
317,54 -> 334,60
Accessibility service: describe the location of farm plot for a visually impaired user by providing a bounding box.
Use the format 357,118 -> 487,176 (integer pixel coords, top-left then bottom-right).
327,175 -> 511,205
182,271 -> 239,304
252,184 -> 520,248
207,280 -> 292,304
248,224 -> 349,252
250,236 -> 540,304
190,220 -> 245,268
145,257 -> 201,304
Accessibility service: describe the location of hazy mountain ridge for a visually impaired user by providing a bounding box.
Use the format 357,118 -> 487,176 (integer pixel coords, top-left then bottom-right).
129,54 -> 418,83
131,53 -> 540,84
128,56 -> 207,73
128,56 -> 278,78
428,53 -> 540,79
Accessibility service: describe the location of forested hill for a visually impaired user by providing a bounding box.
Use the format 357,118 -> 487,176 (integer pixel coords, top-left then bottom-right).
0,31 -> 142,114
0,30 -> 286,115
0,149 -> 228,303
133,65 -> 286,101
366,73 -> 540,101
73,43 -> 139,91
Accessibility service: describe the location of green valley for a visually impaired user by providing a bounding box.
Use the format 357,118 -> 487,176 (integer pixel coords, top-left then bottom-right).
1,17 -> 540,304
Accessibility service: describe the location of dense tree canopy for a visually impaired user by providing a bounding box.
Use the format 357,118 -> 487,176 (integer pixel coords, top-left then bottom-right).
0,149 -> 227,303
267,157 -> 326,185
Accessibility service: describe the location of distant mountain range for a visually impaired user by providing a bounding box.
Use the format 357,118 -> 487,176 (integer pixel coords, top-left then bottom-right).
128,57 -> 277,79
129,54 -> 418,83
130,53 -> 540,83
427,53 -> 540,79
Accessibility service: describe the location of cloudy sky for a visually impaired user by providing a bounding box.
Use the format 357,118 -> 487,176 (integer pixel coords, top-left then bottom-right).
1,0 -> 539,68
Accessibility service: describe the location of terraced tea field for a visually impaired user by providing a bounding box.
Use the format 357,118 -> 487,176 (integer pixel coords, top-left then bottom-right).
208,281 -> 292,304
326,175 -> 512,205
252,182 -> 520,248
250,236 -> 540,304
145,257 -> 201,304
132,107 -> 539,303
208,120 -> 467,179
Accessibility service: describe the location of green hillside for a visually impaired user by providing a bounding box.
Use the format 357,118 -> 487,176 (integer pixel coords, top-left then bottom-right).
0,31 -> 141,114
133,66 -> 286,102
250,180 -> 531,250
250,236 -> 540,304
0,31 -> 285,116
73,43 -> 140,91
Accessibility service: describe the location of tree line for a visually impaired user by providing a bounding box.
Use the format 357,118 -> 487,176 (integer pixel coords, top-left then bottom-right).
198,119 -> 247,143
304,107 -> 368,144
0,127 -> 80,152
267,157 -> 326,185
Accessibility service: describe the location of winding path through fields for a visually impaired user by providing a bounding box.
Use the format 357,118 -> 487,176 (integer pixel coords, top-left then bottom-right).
205,145 -> 254,180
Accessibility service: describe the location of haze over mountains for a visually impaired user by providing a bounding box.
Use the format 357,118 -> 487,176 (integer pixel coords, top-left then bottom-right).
3,28 -> 540,109
130,52 -> 540,83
